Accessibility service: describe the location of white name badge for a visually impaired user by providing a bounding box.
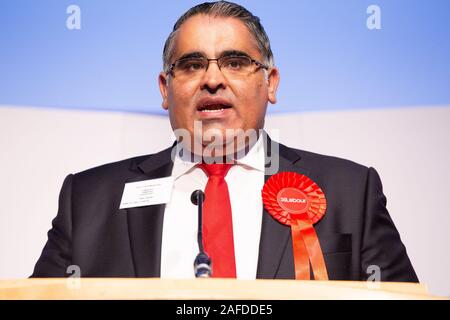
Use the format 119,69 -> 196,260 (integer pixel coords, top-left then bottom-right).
119,176 -> 174,209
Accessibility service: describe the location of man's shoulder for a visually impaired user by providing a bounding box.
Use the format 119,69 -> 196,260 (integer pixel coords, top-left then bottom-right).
72,146 -> 173,182
74,154 -> 147,178
280,143 -> 370,177
280,143 -> 376,199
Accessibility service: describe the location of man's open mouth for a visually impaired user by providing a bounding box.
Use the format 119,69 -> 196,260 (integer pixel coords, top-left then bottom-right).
198,103 -> 232,112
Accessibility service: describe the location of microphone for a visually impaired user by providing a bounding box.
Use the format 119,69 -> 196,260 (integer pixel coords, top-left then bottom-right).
191,190 -> 212,278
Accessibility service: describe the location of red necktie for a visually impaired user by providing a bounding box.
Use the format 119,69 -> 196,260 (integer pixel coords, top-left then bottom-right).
199,163 -> 236,278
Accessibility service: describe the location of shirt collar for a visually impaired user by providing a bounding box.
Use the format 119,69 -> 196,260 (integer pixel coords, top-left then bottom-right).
233,134 -> 265,173
171,134 -> 266,180
171,152 -> 199,180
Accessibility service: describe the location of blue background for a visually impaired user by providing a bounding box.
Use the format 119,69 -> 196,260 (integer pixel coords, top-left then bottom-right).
1,0 -> 449,115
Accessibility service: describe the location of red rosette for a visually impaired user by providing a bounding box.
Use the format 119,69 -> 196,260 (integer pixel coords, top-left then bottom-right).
261,171 -> 327,226
261,172 -> 328,280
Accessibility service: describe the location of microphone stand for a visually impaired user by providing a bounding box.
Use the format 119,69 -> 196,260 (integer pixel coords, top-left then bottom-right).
191,190 -> 212,278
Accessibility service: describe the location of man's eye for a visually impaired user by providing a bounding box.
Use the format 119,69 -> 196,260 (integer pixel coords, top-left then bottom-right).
223,58 -> 243,69
179,60 -> 205,71
188,63 -> 204,70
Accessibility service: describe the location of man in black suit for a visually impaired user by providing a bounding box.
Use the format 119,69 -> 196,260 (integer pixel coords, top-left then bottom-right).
32,1 -> 418,282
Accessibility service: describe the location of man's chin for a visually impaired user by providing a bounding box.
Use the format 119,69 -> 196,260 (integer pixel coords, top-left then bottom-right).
174,123 -> 261,160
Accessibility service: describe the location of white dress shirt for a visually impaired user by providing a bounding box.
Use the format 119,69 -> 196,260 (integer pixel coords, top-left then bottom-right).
160,137 -> 265,279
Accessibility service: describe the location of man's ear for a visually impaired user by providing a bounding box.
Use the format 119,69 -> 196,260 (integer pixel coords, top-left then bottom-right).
158,72 -> 169,110
267,67 -> 280,104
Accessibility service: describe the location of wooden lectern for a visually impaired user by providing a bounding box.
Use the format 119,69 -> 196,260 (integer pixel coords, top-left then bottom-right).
0,279 -> 445,299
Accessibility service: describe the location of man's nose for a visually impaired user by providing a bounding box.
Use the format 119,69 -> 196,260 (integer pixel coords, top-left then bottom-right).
199,60 -> 226,93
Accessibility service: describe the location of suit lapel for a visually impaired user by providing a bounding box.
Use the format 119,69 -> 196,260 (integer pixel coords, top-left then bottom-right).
125,147 -> 174,277
256,138 -> 310,279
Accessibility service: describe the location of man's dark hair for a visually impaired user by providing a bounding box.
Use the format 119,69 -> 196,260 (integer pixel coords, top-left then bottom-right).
162,1 -> 274,72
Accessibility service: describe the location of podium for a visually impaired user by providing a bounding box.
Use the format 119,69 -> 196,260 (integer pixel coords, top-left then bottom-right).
0,279 -> 444,299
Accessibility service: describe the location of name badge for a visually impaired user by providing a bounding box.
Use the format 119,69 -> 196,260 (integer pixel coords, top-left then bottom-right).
119,176 -> 174,209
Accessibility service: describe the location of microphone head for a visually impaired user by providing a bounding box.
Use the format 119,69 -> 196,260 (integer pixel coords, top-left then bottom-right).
190,190 -> 205,206
194,252 -> 212,278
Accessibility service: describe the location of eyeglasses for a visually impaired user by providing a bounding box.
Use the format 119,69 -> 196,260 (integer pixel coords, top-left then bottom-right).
167,55 -> 269,79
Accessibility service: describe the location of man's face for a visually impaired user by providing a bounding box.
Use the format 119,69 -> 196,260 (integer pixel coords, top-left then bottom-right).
159,14 -> 279,153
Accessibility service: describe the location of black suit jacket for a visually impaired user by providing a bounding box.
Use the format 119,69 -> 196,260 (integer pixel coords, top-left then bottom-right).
31,139 -> 418,282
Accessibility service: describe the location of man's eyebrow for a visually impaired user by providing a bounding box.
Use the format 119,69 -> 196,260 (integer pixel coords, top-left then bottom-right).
176,52 -> 205,61
219,50 -> 251,58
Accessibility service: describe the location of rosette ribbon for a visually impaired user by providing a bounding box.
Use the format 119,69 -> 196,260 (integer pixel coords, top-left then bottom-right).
262,172 -> 328,280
